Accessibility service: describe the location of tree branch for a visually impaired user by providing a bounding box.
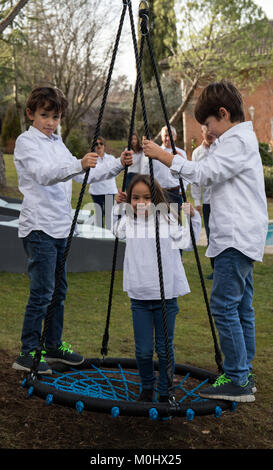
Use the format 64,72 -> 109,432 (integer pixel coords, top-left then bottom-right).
153,76 -> 200,142
0,0 -> 29,34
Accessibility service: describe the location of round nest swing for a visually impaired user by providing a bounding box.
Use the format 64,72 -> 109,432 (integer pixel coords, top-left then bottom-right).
23,358 -> 236,420
21,0 -> 236,422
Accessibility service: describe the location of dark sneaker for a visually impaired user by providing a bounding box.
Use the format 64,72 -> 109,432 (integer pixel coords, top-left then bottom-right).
12,351 -> 52,375
137,389 -> 154,402
44,341 -> 84,366
199,373 -> 255,402
248,373 -> 257,393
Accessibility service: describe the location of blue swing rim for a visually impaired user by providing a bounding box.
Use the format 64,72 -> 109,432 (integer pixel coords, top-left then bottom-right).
23,357 -> 234,418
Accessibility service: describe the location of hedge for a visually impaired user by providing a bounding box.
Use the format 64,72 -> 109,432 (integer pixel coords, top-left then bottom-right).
264,166 -> 273,198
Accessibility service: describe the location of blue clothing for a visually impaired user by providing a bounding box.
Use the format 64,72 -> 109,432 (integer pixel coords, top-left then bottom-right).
210,248 -> 255,385
91,194 -> 115,229
131,298 -> 179,396
125,171 -> 138,190
21,231 -> 67,353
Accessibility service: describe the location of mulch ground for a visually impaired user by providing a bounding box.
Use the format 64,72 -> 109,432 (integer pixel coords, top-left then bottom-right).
0,349 -> 271,461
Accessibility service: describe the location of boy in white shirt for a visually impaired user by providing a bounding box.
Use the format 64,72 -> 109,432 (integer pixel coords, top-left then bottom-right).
12,86 -> 132,374
143,80 -> 268,402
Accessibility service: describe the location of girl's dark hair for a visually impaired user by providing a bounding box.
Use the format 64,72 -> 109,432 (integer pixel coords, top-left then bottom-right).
26,87 -> 68,116
194,80 -> 245,124
131,132 -> 142,152
126,174 -> 168,206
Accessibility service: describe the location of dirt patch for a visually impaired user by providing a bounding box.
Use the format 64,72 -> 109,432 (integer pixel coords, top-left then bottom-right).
0,349 -> 272,452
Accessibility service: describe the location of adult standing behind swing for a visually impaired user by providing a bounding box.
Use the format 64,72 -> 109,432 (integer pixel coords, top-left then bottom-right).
88,136 -> 119,229
191,125 -> 216,280
125,132 -> 149,190
152,125 -> 188,213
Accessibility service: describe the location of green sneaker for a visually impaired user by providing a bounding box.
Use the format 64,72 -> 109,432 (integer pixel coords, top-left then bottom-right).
44,341 -> 84,366
12,351 -> 52,374
199,373 -> 255,402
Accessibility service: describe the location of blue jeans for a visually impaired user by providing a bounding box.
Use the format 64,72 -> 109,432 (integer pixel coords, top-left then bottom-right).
125,172 -> 138,190
21,231 -> 68,353
203,204 -> 214,268
210,248 -> 255,385
130,298 -> 179,396
91,194 -> 115,229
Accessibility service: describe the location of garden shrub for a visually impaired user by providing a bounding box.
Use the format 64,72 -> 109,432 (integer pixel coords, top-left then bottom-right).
263,166 -> 273,198
259,142 -> 273,167
65,128 -> 89,158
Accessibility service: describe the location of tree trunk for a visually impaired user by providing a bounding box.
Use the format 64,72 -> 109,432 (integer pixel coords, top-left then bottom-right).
0,150 -> 7,187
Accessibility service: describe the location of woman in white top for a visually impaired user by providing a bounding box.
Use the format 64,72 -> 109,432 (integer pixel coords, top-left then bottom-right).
112,174 -> 201,402
88,136 -> 119,228
125,132 -> 149,190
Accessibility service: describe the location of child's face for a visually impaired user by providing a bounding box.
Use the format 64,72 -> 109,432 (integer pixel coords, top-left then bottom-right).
131,181 -> 152,217
26,105 -> 62,137
204,107 -> 240,138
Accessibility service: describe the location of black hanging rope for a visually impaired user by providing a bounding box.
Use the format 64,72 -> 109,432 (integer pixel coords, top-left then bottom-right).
31,0 -> 222,388
142,8 -> 223,374
30,0 -> 129,378
101,7 -> 145,358
101,1 -> 176,402
136,5 -> 176,400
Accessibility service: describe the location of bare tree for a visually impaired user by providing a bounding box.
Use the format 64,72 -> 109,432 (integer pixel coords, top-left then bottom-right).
20,0 -> 121,141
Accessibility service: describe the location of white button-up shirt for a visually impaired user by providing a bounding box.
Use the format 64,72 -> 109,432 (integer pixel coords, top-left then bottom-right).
112,204 -> 201,300
14,126 -> 124,238
127,150 -> 149,174
170,121 -> 268,261
191,143 -> 212,206
152,145 -> 188,190
88,153 -> 118,195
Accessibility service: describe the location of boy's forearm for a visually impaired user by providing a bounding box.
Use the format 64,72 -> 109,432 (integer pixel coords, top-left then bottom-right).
156,147 -> 174,167
143,140 -> 174,167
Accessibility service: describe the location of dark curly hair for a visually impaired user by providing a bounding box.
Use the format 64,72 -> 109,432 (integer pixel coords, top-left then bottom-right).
26,86 -> 68,116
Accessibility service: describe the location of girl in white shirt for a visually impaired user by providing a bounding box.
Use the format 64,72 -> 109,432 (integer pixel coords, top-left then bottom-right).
112,174 -> 201,402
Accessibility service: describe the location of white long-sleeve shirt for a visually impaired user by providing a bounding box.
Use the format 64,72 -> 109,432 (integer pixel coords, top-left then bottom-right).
191,143 -> 212,206
152,145 -> 188,190
14,126 -> 124,238
170,121 -> 268,262
127,150 -> 149,174
88,153 -> 119,195
112,204 -> 201,300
